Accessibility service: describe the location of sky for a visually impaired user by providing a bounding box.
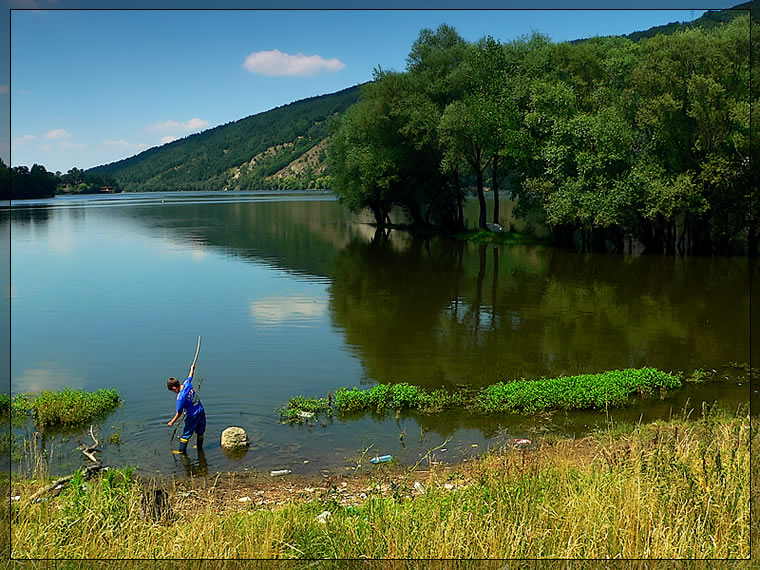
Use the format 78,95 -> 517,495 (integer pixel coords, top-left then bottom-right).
4,1 -> 744,173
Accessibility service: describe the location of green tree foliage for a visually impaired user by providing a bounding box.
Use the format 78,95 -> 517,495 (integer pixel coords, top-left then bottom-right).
0,158 -> 10,201
59,167 -> 121,194
10,163 -> 57,200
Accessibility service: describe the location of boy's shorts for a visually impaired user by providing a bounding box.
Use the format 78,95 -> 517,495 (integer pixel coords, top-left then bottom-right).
180,411 -> 206,443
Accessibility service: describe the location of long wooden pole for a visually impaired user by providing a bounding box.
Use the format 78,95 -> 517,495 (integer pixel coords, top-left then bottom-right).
191,336 -> 202,369
171,336 -> 202,443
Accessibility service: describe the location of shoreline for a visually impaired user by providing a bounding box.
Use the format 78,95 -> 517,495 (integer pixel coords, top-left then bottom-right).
9,410 -> 753,559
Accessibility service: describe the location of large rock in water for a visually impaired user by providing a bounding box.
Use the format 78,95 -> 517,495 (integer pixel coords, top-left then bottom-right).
221,426 -> 250,450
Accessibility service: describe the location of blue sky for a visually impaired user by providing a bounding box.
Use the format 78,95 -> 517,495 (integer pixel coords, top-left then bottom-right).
4,2 -> 743,173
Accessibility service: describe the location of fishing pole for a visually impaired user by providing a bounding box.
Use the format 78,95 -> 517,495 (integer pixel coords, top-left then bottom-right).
170,336 -> 202,443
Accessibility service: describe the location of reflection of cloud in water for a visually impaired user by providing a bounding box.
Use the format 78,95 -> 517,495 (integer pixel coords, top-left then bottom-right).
13,365 -> 84,394
249,295 -> 326,325
190,246 -> 207,261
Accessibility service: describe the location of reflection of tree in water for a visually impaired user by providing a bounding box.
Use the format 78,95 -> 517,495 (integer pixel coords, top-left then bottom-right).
329,234 -> 748,390
7,206 -> 53,228
329,232 -> 467,388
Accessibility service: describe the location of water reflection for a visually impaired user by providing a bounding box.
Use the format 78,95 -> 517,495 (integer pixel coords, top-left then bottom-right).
177,446 -> 209,477
8,193 -> 750,477
328,233 -> 748,388
249,294 -> 327,326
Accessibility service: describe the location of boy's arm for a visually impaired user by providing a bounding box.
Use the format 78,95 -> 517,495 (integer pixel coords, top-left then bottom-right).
168,410 -> 182,427
187,362 -> 196,380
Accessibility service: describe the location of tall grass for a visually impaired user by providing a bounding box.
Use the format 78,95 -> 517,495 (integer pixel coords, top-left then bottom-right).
11,408 -> 749,559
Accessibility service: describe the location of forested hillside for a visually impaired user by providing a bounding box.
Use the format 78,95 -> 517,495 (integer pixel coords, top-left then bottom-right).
89,85 -> 361,192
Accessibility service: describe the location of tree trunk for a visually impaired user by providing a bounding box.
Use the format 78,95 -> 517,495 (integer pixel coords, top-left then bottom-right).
476,168 -> 487,231
491,157 -> 500,226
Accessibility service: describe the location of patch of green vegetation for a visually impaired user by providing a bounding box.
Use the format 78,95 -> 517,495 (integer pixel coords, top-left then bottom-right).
474,368 -> 682,413
26,388 -> 121,430
0,394 -> 35,427
281,368 -> 681,422
453,229 -> 548,246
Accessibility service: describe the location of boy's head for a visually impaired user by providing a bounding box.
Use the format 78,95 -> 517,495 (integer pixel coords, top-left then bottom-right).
167,377 -> 181,393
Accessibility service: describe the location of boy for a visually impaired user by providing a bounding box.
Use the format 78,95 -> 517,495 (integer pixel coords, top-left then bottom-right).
167,360 -> 205,454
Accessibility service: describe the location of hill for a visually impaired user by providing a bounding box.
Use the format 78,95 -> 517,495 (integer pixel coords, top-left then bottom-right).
89,84 -> 362,192
89,3 -> 752,193
623,1 -> 754,42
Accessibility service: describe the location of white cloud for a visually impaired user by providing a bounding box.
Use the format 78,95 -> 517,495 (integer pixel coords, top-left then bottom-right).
13,134 -> 37,145
160,135 -> 177,144
148,118 -> 209,134
44,128 -> 70,140
102,139 -> 130,146
0,85 -> 8,95
243,49 -> 345,77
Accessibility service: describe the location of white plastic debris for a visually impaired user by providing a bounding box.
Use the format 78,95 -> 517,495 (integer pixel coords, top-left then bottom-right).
316,510 -> 331,523
299,411 -> 315,419
414,481 -> 425,495
237,496 -> 252,502
270,469 -> 291,477
11,495 -> 20,501
514,438 -> 532,446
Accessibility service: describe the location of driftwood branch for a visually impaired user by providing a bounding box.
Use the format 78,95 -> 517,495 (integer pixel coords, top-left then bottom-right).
28,425 -> 106,503
78,425 -> 101,464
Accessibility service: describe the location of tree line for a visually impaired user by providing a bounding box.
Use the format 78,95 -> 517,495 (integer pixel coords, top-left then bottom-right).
0,160 -> 121,200
328,15 -> 753,255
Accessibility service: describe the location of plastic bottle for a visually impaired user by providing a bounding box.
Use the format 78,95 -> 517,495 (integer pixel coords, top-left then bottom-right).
369,455 -> 392,464
270,469 -> 292,476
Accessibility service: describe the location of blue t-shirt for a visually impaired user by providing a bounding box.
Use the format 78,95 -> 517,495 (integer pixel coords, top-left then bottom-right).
176,375 -> 204,418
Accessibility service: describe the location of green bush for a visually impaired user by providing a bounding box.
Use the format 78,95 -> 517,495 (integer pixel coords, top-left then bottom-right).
31,387 -> 121,429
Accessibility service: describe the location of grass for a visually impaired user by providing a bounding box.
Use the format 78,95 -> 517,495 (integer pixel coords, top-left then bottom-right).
9,406 -> 751,559
280,368 -> 681,422
6,387 -> 121,430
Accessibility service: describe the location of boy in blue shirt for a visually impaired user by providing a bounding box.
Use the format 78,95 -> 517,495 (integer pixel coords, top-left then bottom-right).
167,360 -> 205,454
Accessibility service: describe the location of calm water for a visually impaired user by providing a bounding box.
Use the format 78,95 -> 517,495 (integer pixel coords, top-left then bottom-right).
6,191 -> 751,477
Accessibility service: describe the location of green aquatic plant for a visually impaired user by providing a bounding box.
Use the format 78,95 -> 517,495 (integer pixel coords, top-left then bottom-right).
474,368 -> 682,413
30,388 -> 121,429
281,368 -> 683,422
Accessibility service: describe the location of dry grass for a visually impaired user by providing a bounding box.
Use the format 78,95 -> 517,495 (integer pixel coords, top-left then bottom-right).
8,408 -> 751,560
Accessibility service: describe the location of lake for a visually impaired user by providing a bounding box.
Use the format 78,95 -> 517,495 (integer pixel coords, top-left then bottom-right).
6,191 -> 752,478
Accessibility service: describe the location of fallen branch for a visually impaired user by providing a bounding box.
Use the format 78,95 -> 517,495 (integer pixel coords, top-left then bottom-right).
27,463 -> 106,503
78,425 -> 101,464
28,425 -> 106,503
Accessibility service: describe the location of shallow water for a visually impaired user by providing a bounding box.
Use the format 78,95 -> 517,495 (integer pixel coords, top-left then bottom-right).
6,191 -> 751,477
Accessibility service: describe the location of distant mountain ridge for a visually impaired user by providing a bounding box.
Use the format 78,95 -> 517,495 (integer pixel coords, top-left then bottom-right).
623,1 -> 754,42
90,84 -> 362,192
89,3 -> 752,193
